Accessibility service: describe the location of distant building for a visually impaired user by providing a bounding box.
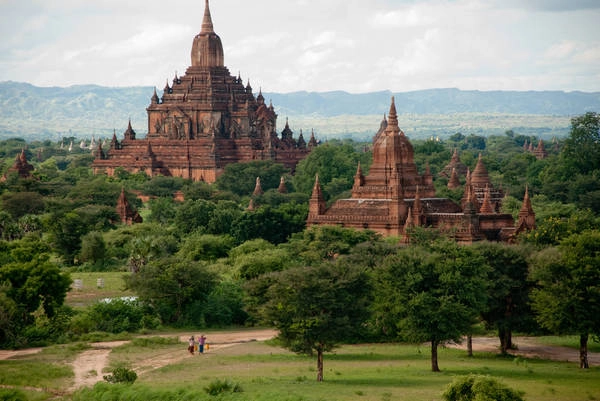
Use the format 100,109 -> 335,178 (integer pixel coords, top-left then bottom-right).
2,149 -> 34,181
307,97 -> 535,243
93,0 -> 315,182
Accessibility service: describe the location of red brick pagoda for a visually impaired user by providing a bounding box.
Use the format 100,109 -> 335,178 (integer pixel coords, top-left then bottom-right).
307,97 -> 535,243
93,0 -> 315,182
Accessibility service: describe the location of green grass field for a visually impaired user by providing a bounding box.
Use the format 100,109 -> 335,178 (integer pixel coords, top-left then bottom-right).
66,272 -> 134,309
2,335 -> 598,401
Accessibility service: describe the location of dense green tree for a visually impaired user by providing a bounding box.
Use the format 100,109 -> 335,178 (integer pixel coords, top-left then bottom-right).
292,141 -> 370,199
205,200 -> 243,235
0,241 -> 71,346
562,112 -> 600,175
79,231 -> 107,266
247,263 -> 371,381
177,233 -> 235,262
530,230 -> 600,368
141,175 -> 186,197
147,197 -> 176,225
126,257 -> 218,326
44,211 -> 90,264
473,242 -> 532,353
0,191 -> 45,218
283,225 -> 381,264
373,241 -> 489,371
231,205 -> 305,245
173,199 -> 216,235
216,160 -> 289,196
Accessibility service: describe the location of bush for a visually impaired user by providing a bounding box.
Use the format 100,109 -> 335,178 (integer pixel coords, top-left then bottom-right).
0,388 -> 28,401
204,379 -> 243,396
103,367 -> 137,384
443,375 -> 525,401
86,298 -> 148,333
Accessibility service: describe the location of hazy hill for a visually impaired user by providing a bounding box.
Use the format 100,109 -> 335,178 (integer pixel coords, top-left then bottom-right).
1,81 -> 598,141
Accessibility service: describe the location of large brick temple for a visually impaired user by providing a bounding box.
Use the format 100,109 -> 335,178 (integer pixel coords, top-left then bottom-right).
307,97 -> 535,243
93,0 -> 316,182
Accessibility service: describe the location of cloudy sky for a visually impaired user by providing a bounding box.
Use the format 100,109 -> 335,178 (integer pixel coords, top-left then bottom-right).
1,0 -> 599,93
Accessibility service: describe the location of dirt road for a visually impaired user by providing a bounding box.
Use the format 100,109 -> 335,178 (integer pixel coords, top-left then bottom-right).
2,330 -> 599,394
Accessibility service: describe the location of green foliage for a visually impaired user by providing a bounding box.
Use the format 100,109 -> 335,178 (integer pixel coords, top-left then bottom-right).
173,199 -> 216,235
177,233 -> 235,262
249,262 -> 371,380
473,242 -> 533,352
125,257 -> 218,326
85,298 -> 148,334
231,205 -> 305,245
0,388 -> 28,401
204,378 -> 243,395
103,367 -> 137,384
141,175 -> 186,197
204,280 -> 248,326
373,240 -> 489,371
0,191 -> 45,218
292,140 -> 370,199
216,160 -> 289,196
443,375 -> 525,401
530,230 -> 600,337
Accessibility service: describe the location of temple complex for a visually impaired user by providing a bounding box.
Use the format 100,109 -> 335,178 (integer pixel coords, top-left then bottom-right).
93,0 -> 315,182
1,149 -> 34,181
307,97 -> 535,243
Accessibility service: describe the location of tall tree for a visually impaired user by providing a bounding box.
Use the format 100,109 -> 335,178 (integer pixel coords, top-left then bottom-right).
562,112 -> 600,175
530,230 -> 600,368
247,263 -> 371,381
473,242 -> 532,354
373,241 -> 489,372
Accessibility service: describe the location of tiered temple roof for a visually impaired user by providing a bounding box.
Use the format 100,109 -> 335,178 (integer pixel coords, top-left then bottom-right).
93,0 -> 315,182
307,97 -> 535,243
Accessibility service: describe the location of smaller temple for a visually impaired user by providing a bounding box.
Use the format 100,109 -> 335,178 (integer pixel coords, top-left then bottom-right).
116,188 -> 143,225
2,149 -> 35,181
307,97 -> 536,244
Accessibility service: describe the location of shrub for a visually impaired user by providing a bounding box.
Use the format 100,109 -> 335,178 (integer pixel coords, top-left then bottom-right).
103,367 -> 137,384
443,374 -> 525,401
204,379 -> 243,396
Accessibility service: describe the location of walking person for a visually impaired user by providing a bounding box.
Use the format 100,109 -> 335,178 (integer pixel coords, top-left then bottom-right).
188,335 -> 195,355
198,334 -> 206,354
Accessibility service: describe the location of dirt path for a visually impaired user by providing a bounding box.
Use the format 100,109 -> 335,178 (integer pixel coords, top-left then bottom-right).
2,331 -> 599,395
447,336 -> 600,365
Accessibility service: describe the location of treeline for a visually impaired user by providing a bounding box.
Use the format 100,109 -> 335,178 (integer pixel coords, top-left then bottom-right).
0,113 -> 598,373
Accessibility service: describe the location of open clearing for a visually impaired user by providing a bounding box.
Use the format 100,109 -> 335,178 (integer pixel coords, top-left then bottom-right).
1,329 -> 599,398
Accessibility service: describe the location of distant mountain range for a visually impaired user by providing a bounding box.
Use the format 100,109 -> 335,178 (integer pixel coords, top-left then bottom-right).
1,81 -> 598,141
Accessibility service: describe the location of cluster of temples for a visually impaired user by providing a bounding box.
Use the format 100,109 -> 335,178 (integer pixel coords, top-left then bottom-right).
92,0 -> 316,183
307,98 -> 536,243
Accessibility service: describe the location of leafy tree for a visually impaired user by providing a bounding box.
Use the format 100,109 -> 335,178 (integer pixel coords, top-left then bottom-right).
205,200 -> 243,235
473,242 -> 532,353
562,112 -> 600,175
0,241 -> 71,346
292,141 -> 369,199
147,197 -> 176,225
141,175 -> 186,197
373,241 -> 488,371
44,211 -> 90,264
284,225 -> 382,264
216,160 -> 289,196
173,199 -> 216,235
231,205 -> 305,245
79,231 -> 107,266
125,257 -> 218,326
247,263 -> 371,381
0,191 -> 45,218
177,233 -> 235,262
530,230 -> 600,368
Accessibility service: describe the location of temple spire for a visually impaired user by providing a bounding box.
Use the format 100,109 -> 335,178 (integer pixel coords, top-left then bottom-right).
201,0 -> 214,34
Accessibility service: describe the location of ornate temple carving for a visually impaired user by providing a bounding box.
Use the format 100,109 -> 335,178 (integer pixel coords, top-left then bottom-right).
93,0 -> 314,182
307,97 -> 535,243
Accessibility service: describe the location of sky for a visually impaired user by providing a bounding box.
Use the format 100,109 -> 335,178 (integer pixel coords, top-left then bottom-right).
1,0 -> 599,94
